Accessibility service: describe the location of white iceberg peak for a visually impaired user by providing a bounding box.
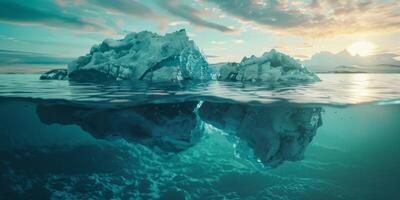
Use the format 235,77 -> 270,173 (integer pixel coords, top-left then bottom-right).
68,29 -> 211,82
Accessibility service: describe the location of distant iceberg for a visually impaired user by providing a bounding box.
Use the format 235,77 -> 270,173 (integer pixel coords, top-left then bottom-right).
303,50 -> 400,73
68,29 -> 211,82
39,69 -> 68,80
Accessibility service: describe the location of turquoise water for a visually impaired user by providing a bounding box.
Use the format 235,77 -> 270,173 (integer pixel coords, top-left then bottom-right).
0,74 -> 400,199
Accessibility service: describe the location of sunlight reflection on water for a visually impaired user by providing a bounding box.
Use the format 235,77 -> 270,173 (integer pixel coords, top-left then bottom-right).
350,74 -> 370,103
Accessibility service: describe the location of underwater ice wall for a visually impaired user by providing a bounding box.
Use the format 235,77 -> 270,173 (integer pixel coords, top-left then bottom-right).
199,102 -> 323,167
36,101 -> 203,152
34,99 -> 322,167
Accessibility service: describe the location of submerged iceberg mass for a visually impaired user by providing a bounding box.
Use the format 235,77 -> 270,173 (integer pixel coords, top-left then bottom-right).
68,29 -> 211,82
29,97 -> 322,167
217,49 -> 319,83
36,102 -> 203,152
199,102 -> 322,167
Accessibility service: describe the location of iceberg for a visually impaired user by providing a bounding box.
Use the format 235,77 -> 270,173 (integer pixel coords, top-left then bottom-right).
31,97 -> 322,167
217,49 -> 319,83
39,30 -> 319,84
67,29 -> 211,82
39,69 -> 68,80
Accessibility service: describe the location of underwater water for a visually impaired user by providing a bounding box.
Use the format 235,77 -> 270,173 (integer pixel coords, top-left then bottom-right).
0,74 -> 400,199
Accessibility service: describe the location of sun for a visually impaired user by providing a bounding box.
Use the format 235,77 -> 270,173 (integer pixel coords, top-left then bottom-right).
347,41 -> 375,57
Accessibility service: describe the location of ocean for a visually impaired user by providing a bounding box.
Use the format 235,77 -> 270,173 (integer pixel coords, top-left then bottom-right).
0,73 -> 399,199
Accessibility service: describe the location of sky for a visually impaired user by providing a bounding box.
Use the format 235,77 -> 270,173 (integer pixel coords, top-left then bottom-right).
0,0 -> 399,68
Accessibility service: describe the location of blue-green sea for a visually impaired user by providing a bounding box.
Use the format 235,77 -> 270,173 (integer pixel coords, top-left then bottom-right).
1,74 -> 400,199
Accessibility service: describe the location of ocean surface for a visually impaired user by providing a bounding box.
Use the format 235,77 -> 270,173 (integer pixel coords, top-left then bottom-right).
0,73 -> 400,199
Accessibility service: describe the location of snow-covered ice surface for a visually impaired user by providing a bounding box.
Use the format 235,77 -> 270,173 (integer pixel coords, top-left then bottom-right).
67,29 -> 211,82
217,49 -> 320,83
1,73 -> 400,199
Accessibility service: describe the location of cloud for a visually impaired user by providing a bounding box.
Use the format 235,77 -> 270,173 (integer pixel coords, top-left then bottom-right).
0,1 -> 108,32
18,0 -> 236,34
87,0 -> 159,19
232,39 -> 244,44
157,0 -> 235,32
56,0 -> 234,33
208,0 -> 400,37
0,49 -> 73,65
169,21 -> 190,26
0,35 -> 30,45
55,0 -> 169,31
205,54 -> 219,58
211,41 -> 228,45
211,39 -> 245,45
293,54 -> 310,60
207,0 -> 309,28
274,43 -> 314,51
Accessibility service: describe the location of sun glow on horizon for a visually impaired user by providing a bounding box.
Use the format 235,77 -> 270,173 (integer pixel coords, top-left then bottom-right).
347,41 -> 375,57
